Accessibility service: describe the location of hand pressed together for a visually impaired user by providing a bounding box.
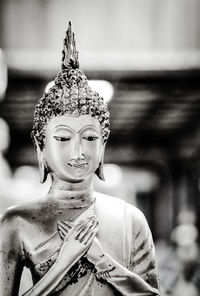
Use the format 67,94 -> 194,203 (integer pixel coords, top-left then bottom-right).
57,217 -> 105,266
56,216 -> 99,270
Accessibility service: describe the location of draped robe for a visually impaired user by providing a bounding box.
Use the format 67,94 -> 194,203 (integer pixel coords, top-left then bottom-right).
22,193 -> 160,296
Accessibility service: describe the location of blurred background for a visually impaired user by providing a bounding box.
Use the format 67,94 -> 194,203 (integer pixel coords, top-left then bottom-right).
1,0 -> 200,295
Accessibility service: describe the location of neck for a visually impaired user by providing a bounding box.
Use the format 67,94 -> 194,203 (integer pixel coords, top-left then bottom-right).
48,176 -> 94,208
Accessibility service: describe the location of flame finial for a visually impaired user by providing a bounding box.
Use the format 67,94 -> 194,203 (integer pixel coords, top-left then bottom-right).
62,21 -> 79,69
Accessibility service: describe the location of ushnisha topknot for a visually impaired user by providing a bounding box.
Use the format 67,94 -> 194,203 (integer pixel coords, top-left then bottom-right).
31,22 -> 110,150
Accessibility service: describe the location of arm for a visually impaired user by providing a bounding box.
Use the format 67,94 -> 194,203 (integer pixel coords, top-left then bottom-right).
128,213 -> 160,293
86,210 -> 160,296
95,253 -> 159,295
87,239 -> 159,296
0,215 -> 24,296
58,211 -> 160,295
22,217 -> 98,296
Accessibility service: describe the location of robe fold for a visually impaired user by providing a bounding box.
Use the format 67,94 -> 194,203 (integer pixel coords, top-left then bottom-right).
24,193 -> 160,296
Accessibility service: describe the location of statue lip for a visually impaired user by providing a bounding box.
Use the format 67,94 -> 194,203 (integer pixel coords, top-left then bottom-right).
68,162 -> 88,169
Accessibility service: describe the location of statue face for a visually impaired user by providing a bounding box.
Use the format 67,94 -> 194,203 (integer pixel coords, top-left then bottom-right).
43,114 -> 104,182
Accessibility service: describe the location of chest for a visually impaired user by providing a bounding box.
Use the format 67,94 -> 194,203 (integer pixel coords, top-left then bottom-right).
21,198 -> 129,296
23,198 -> 127,266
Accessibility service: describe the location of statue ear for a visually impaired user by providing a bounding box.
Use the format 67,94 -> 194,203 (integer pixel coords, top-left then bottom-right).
34,138 -> 48,184
95,144 -> 106,181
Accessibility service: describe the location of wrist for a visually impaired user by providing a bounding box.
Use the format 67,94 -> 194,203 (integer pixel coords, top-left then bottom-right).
88,252 -> 105,266
95,252 -> 112,270
54,256 -> 72,274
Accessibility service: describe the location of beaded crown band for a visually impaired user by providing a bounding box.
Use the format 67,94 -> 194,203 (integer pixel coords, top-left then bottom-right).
31,22 -> 110,150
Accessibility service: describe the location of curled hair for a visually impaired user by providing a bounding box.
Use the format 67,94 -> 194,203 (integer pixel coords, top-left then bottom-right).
31,68 -> 110,150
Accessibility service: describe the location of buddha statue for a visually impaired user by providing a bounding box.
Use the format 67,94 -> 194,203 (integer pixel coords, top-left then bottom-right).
0,22 -> 160,296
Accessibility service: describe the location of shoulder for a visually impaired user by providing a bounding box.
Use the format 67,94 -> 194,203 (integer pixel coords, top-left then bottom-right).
125,201 -> 148,228
124,202 -> 153,248
0,199 -> 45,257
96,191 -> 146,221
95,191 -> 125,207
95,192 -> 126,219
0,198 -> 44,232
0,206 -> 25,257
95,191 -> 148,228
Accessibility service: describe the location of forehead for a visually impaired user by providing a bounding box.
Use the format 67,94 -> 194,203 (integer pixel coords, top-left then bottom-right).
46,114 -> 101,133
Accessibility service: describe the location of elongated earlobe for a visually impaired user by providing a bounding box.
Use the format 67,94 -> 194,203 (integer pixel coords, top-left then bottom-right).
39,158 -> 48,184
95,161 -> 105,181
95,145 -> 106,181
34,137 -> 48,183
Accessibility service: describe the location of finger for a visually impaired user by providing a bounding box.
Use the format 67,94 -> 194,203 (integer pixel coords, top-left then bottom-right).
76,218 -> 97,241
68,216 -> 93,240
62,220 -> 73,229
58,221 -> 71,236
82,222 -> 98,245
83,227 -> 98,246
75,216 -> 96,239
77,218 -> 96,241
79,220 -> 98,243
57,226 -> 66,240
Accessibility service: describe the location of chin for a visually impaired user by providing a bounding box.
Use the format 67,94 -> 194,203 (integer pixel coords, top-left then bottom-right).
60,172 -> 90,183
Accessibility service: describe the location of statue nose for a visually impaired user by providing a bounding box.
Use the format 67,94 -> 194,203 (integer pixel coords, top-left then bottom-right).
70,139 -> 85,162
75,156 -> 85,163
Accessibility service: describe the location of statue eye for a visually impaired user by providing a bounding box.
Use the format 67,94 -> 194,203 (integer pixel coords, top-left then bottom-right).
83,136 -> 99,141
53,136 -> 70,142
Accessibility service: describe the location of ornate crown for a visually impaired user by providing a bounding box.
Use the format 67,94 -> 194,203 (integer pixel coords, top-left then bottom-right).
32,22 -> 110,150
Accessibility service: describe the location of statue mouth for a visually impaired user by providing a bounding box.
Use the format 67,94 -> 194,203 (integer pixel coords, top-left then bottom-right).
68,162 -> 88,170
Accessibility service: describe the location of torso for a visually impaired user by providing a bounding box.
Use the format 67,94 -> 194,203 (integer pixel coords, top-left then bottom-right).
3,192 -> 133,295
